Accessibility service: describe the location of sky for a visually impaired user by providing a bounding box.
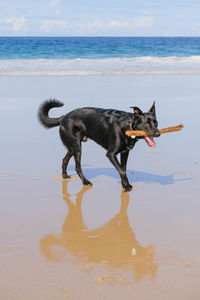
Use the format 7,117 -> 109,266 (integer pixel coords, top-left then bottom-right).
0,0 -> 200,36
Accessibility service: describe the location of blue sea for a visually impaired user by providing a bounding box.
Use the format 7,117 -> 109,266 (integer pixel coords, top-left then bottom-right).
1,37 -> 200,75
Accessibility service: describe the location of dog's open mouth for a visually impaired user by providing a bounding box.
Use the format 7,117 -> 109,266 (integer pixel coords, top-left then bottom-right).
145,136 -> 156,148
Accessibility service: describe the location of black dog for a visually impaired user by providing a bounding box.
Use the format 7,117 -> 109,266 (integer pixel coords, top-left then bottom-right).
38,100 -> 160,191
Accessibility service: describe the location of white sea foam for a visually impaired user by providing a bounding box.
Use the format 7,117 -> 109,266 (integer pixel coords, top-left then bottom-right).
1,56 -> 200,76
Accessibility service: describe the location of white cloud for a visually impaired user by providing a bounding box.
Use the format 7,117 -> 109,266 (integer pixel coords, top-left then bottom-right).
4,16 -> 26,31
56,9 -> 61,15
40,19 -> 67,33
48,1 -> 62,17
87,20 -> 104,29
140,10 -> 151,15
0,14 -> 153,35
108,16 -> 153,29
79,16 -> 153,32
49,0 -> 62,8
109,20 -> 129,28
132,16 -> 153,28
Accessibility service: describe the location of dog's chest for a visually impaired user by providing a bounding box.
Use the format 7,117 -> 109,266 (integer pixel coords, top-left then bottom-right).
125,137 -> 138,150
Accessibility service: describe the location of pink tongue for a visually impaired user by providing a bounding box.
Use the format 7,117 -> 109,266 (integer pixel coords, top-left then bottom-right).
145,136 -> 156,148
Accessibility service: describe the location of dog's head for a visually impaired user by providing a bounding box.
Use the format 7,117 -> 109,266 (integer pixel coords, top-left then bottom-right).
130,102 -> 160,148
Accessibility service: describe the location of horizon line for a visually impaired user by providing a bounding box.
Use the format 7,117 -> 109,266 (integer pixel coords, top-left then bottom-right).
0,35 -> 200,38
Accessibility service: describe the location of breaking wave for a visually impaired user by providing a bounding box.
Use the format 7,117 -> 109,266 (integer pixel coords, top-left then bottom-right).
1,56 -> 200,76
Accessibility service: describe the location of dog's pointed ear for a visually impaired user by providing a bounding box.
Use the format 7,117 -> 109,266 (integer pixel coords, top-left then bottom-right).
149,101 -> 156,117
130,106 -> 143,118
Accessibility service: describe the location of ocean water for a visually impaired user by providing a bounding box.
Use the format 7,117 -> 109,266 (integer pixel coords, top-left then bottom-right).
1,37 -> 200,75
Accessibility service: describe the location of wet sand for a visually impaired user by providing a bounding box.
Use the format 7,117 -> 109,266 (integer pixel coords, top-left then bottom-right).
0,75 -> 200,299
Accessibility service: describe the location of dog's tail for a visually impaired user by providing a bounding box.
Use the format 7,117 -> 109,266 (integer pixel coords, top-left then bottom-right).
38,99 -> 64,128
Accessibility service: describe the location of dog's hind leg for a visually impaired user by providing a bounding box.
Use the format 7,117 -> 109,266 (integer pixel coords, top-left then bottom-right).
73,144 -> 92,186
60,123 -> 91,185
62,151 -> 73,179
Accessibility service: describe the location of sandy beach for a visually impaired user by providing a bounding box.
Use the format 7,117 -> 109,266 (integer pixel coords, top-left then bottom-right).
0,74 -> 200,300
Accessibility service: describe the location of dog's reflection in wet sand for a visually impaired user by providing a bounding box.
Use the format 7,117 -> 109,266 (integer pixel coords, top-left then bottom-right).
40,181 -> 157,281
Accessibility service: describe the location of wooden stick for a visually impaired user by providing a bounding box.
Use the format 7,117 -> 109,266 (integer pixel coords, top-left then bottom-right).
159,124 -> 184,134
125,124 -> 184,137
125,130 -> 147,137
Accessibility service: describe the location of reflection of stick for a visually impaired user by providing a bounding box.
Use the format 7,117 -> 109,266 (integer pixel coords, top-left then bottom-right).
125,124 -> 184,137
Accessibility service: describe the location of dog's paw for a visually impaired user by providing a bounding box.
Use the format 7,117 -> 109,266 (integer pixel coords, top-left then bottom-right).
83,179 -> 92,186
62,174 -> 71,179
124,184 -> 133,192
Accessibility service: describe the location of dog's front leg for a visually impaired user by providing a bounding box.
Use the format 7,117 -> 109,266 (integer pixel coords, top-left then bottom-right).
106,151 -> 132,192
120,150 -> 129,172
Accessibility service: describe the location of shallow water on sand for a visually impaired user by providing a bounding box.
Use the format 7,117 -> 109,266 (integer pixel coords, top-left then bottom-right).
0,75 -> 200,300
